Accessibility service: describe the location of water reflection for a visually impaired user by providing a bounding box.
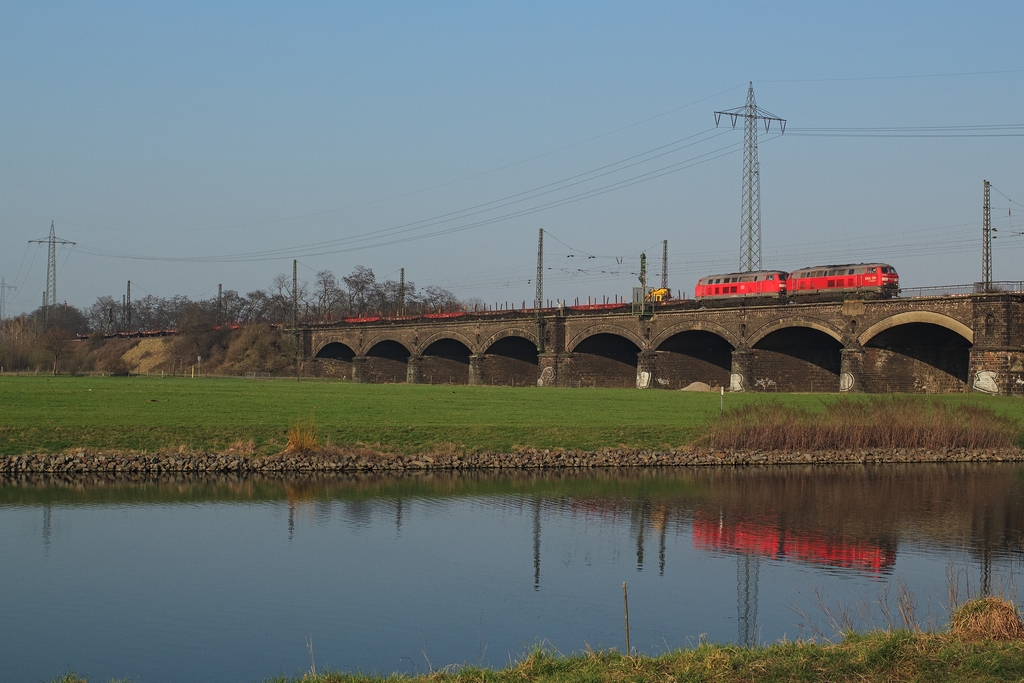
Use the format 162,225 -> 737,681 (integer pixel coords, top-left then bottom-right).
692,512 -> 897,573
5,464 -> 1024,572
4,464 -> 1024,682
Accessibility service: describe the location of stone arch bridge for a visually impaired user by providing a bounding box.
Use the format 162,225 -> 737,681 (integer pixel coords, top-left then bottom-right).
301,293 -> 1024,394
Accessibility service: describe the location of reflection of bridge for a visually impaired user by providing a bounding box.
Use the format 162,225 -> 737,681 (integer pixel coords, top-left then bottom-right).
304,292 -> 1024,393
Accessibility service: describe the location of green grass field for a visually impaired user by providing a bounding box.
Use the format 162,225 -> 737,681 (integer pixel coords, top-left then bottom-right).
2,375 -> 1023,456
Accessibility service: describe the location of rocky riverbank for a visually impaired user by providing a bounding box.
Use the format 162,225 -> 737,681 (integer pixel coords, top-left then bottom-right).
2,446 -> 1023,475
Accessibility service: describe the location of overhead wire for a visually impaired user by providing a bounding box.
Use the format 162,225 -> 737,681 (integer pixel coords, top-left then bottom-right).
787,124 -> 1024,138
990,184 -> 1024,208
74,128 -> 731,261
73,134 -> 746,263
60,84 -> 749,236
760,68 -> 1024,83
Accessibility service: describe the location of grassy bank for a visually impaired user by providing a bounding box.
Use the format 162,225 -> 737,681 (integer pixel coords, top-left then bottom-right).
1,375 -> 1022,455
52,629 -> 1024,683
272,631 -> 1024,683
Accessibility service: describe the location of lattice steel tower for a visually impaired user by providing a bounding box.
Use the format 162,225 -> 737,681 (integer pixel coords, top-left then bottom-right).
715,83 -> 786,271
982,180 -> 992,290
28,221 -> 75,323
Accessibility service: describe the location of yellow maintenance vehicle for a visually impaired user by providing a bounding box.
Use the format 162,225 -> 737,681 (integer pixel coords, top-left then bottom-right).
644,287 -> 672,302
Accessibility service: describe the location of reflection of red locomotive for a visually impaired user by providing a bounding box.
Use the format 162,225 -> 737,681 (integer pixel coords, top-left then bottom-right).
692,512 -> 896,573
695,263 -> 899,303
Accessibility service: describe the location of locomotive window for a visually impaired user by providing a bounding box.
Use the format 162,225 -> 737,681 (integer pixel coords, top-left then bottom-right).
868,267 -> 877,273
881,267 -> 888,273
779,274 -> 786,280
753,276 -> 759,281
848,269 -> 855,275
765,275 -> 773,280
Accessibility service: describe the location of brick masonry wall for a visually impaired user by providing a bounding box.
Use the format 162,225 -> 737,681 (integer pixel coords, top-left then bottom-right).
364,357 -> 407,383
421,356 -> 469,385
308,359 -> 353,380
749,328 -> 842,392
653,350 -> 731,389
862,348 -> 967,393
562,352 -> 637,388
863,323 -> 970,393
749,349 -> 840,392
478,355 -> 539,387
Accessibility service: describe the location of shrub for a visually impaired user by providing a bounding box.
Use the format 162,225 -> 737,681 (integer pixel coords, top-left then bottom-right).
950,597 -> 1024,641
286,415 -> 318,453
703,397 -> 1021,450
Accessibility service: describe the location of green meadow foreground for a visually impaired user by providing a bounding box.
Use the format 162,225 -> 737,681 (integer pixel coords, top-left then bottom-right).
1,375 -> 1023,455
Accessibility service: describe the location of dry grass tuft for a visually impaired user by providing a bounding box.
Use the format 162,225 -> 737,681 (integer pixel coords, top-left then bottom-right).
949,597 -> 1024,642
286,415 -> 318,453
427,441 -> 465,458
704,397 -> 1021,451
227,439 -> 256,455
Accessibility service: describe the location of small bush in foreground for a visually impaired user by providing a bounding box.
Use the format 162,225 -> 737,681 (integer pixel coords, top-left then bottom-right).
286,415 -> 318,453
703,397 -> 1021,451
950,597 -> 1024,642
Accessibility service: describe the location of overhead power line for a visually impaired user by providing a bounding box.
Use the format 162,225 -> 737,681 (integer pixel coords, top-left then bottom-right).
787,124 -> 1024,138
73,134 -> 748,264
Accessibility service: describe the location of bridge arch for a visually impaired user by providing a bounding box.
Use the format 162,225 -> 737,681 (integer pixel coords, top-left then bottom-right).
480,333 -> 540,387
566,323 -> 645,353
748,317 -> 846,347
569,332 -> 642,388
416,330 -> 477,356
312,340 -> 356,360
858,311 -> 973,346
359,333 -> 413,357
650,320 -> 741,350
653,327 -> 735,390
312,340 -> 357,380
857,312 -> 973,393
479,327 -> 539,354
749,322 -> 845,392
419,337 -> 472,385
363,338 -> 411,383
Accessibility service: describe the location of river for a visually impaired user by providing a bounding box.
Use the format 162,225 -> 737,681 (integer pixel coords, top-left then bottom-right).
2,463 -> 1022,682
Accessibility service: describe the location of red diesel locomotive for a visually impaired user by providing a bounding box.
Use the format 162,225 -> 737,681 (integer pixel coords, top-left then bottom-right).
695,263 -> 898,303
694,270 -> 788,300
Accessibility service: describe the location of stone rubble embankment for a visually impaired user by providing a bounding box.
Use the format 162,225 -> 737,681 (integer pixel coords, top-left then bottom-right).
1,447 -> 1022,475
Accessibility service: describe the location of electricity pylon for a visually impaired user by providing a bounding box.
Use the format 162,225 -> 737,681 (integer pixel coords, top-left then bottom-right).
0,277 -> 15,320
982,180 -> 993,290
715,83 -> 786,272
28,221 -> 75,323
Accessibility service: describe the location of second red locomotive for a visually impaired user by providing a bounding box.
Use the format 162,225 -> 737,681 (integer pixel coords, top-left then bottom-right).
695,263 -> 898,303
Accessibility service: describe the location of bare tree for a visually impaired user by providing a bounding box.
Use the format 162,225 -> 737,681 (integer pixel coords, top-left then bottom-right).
41,327 -> 71,375
312,270 -> 345,321
342,266 -> 376,317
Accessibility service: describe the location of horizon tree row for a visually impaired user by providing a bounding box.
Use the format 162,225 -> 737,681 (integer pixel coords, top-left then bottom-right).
5,265 -> 463,336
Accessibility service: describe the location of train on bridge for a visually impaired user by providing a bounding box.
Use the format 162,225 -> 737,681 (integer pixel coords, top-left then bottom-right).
695,262 -> 899,304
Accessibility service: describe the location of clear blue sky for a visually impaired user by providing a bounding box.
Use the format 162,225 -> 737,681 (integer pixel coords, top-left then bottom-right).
2,1 -> 1022,315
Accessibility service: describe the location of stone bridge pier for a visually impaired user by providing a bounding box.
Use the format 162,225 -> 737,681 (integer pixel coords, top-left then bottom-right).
304,292 -> 1024,395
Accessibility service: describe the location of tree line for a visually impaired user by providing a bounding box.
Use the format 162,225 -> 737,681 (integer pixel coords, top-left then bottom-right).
0,265 -> 462,374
